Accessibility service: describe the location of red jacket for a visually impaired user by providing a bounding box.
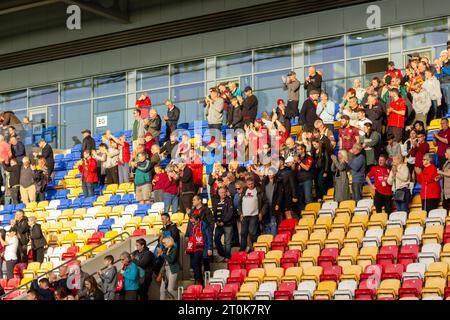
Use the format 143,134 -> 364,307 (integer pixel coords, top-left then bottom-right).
144,139 -> 156,158
410,141 -> 429,168
416,164 -> 441,200
188,158 -> 203,187
136,97 -> 152,119
119,141 -> 131,165
78,158 -> 98,183
152,172 -> 167,191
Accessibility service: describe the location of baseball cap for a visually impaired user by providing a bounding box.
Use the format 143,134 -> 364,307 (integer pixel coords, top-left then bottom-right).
81,129 -> 91,134
244,86 -> 252,92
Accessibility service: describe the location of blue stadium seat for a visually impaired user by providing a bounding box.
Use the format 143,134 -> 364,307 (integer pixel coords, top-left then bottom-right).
119,194 -> 135,205
71,144 -> 82,153
98,225 -> 111,233
45,189 -> 57,200
56,198 -> 71,209
0,205 -> 15,215
82,197 -> 96,208
94,185 -> 106,196
14,203 -> 26,210
54,154 -> 65,161
135,204 -> 151,216
106,195 -> 121,206
69,198 -> 83,209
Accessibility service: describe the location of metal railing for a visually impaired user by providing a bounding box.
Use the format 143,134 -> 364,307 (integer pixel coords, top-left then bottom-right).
0,231 -> 131,300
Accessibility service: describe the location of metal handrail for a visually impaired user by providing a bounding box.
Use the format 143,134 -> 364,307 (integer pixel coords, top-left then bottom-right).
0,231 -> 131,300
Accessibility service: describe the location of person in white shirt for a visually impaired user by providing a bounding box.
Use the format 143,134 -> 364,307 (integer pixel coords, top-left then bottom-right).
353,79 -> 366,102
423,68 -> 442,119
356,108 -> 372,137
0,227 -> 19,279
316,91 -> 336,132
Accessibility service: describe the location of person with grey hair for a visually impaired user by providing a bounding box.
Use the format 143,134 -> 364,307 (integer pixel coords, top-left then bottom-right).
388,154 -> 411,212
119,251 -> 139,300
20,156 -> 36,204
163,99 -> 180,142
28,216 -> 47,262
415,153 -> 441,212
347,143 -> 365,202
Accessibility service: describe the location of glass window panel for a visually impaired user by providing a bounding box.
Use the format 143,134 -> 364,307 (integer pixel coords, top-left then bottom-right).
435,45 -> 447,60
93,73 -> 126,97
94,96 -> 126,135
29,85 -> 58,107
254,45 -> 292,73
135,89 -> 169,107
254,88 -> 284,114
322,80 -> 346,103
0,90 -> 27,111
61,79 -> 92,102
172,83 -> 204,102
136,66 -> 169,91
171,60 -> 205,85
175,101 -> 205,125
403,18 -> 448,50
305,62 -> 344,81
216,52 -> 252,79
347,59 -> 360,77
61,101 -> 91,149
347,29 -> 388,58
255,70 -> 289,91
305,36 -> 344,65
240,76 -> 252,90
390,26 -> 402,53
206,57 -> 216,81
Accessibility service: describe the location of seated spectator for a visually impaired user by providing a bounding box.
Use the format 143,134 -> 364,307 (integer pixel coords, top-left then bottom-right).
78,276 -> 104,301
30,278 -> 55,300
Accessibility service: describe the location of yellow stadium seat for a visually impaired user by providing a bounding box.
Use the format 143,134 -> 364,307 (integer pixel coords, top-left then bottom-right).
377,279 -> 401,299
47,222 -> 63,234
335,200 -> 356,217
140,215 -> 156,230
67,187 -> 82,198
299,248 -> 321,267
116,183 -> 132,195
58,209 -> 74,222
362,185 -> 374,199
406,210 -> 427,227
424,262 -> 449,280
20,278 -> 33,289
422,277 -> 446,297
93,195 -> 111,206
288,231 -> 308,251
245,268 -> 265,285
296,217 -> 315,234
337,247 -> 359,266
262,250 -> 283,268
324,229 -> 346,248
75,233 -> 91,247
422,225 -> 444,244
357,246 -> 378,269
381,227 -> 403,246
171,213 -> 185,226
343,229 -> 364,248
348,215 -> 369,232
428,118 -> 442,131
301,202 -> 321,219
314,281 -> 337,300
313,216 -> 333,233
236,282 -> 259,300
281,267 -> 303,283
37,262 -> 54,274
109,205 -> 125,218
102,230 -> 119,244
60,221 -> 76,234
307,230 -> 327,250
263,267 -> 284,283
64,169 -> 78,179
367,213 -> 388,229
35,201 -> 49,212
323,189 -> 334,201
301,266 -> 323,283
409,196 -> 422,209
79,245 -> 93,260
60,233 -> 78,247
440,243 -> 450,264
103,184 -> 119,195
331,215 -> 351,233
340,265 -> 363,281
253,234 -> 274,253
72,208 -> 87,221
23,262 -> 41,278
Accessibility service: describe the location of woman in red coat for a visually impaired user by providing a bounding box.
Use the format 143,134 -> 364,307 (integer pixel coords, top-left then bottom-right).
187,149 -> 203,194
135,92 -> 151,119
415,153 -> 441,212
78,150 -> 98,198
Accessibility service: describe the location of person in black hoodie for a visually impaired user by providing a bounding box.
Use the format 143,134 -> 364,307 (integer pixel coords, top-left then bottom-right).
132,238 -> 155,301
2,158 -> 20,204
262,168 -> 284,231
242,86 -> 258,125
175,161 -> 195,214
212,187 -> 234,261
228,96 -> 244,129
30,278 -> 55,300
164,99 -> 180,141
311,139 -> 331,201
299,90 -> 320,133
81,129 -> 96,154
277,157 -> 297,220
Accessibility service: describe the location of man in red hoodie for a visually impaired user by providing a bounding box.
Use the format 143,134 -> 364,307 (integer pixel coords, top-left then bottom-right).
78,150 -> 98,198
366,154 -> 392,214
135,92 -> 151,119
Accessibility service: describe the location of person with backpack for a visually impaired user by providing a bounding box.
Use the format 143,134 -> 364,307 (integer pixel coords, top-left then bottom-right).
118,252 -> 140,300
131,238 -> 155,301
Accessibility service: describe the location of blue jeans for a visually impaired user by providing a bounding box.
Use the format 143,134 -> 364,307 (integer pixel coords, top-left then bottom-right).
82,181 -> 95,198
431,100 -> 438,119
298,179 -> 313,210
441,83 -> 450,108
352,182 -> 363,202
240,216 -> 259,251
163,193 -> 178,213
214,224 -> 232,259
394,188 -> 410,213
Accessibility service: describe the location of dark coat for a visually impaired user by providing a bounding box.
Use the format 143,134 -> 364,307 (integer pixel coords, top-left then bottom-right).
228,105 -> 244,129
132,246 -> 155,275
11,142 -> 25,163
14,217 -> 29,246
30,223 -> 47,250
304,73 -> 322,95
82,135 -> 96,154
299,98 -> 318,132
242,95 -> 258,123
212,196 -> 235,226
3,163 -> 21,187
179,166 -> 195,195
262,176 -> 284,212
41,143 -> 54,173
166,106 -> 180,131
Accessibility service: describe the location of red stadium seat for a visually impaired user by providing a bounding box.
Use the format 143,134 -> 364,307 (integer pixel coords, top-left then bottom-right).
360,264 -> 382,281
66,246 -> 80,254
376,246 -> 399,267
181,285 -> 203,300
382,264 -> 404,280
87,237 -> 102,246
320,265 -> 342,282
227,269 -> 247,284
91,231 -> 105,239
245,251 -> 265,271
218,283 -> 240,300
2,290 -> 24,300
5,278 -> 21,292
271,233 -> 291,251
355,279 -> 379,300
274,282 -> 296,300
13,263 -> 27,278
445,286 -> 450,299
199,284 -> 222,300
318,248 -> 339,267
398,245 -> 419,268
133,229 -> 147,236
399,279 -> 423,298
227,252 -> 247,271
280,249 -> 301,269
277,219 -> 298,235
62,252 -> 76,260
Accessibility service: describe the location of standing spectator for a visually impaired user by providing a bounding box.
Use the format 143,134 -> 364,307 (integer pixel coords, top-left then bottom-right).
78,276 -> 104,300
385,61 -> 403,79
274,99 -> 291,133
160,133 -> 179,160
364,94 -> 383,133
423,68 -> 442,119
135,92 -> 151,119
242,86 -> 258,125
104,140 -> 120,185
33,157 -> 48,202
262,167 -> 283,234
228,96 -> 244,129
347,144 -> 365,202
386,134 -> 402,161
164,99 -> 180,141
97,255 -> 118,301
111,135 -> 131,185
81,129 -> 96,154
3,158 -> 20,204
156,236 -> 180,300
436,50 -> 450,108
338,115 -> 359,152
388,154 -> 411,212
314,119 -> 336,152
239,177 -> 267,252
411,131 -> 429,169
387,88 -> 407,142
152,164 -> 165,203
212,186 -> 234,261
353,79 -> 366,102
10,136 -> 25,164
0,227 -> 18,279
189,194 -> 215,240
311,139 -> 330,201
132,109 -> 146,150
132,238 -> 155,301
299,90 -> 320,133
433,118 -> 450,169
176,161 -> 195,214
277,157 -> 297,220
205,87 -> 224,130
360,123 -> 381,171
143,132 -> 156,158
78,150 -> 98,198
28,216 -> 47,263
316,92 -> 336,132
415,153 -> 441,212
119,252 -> 140,300
304,66 -> 322,95
366,154 -> 392,214
147,108 -> 162,143
34,138 -> 54,178
295,144 -> 314,209
131,152 -> 152,204
185,213 -> 213,286
20,157 -> 36,204
13,210 -> 29,263
228,81 -> 243,98
331,151 -> 351,202
282,70 -> 301,118
411,79 -> 431,128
